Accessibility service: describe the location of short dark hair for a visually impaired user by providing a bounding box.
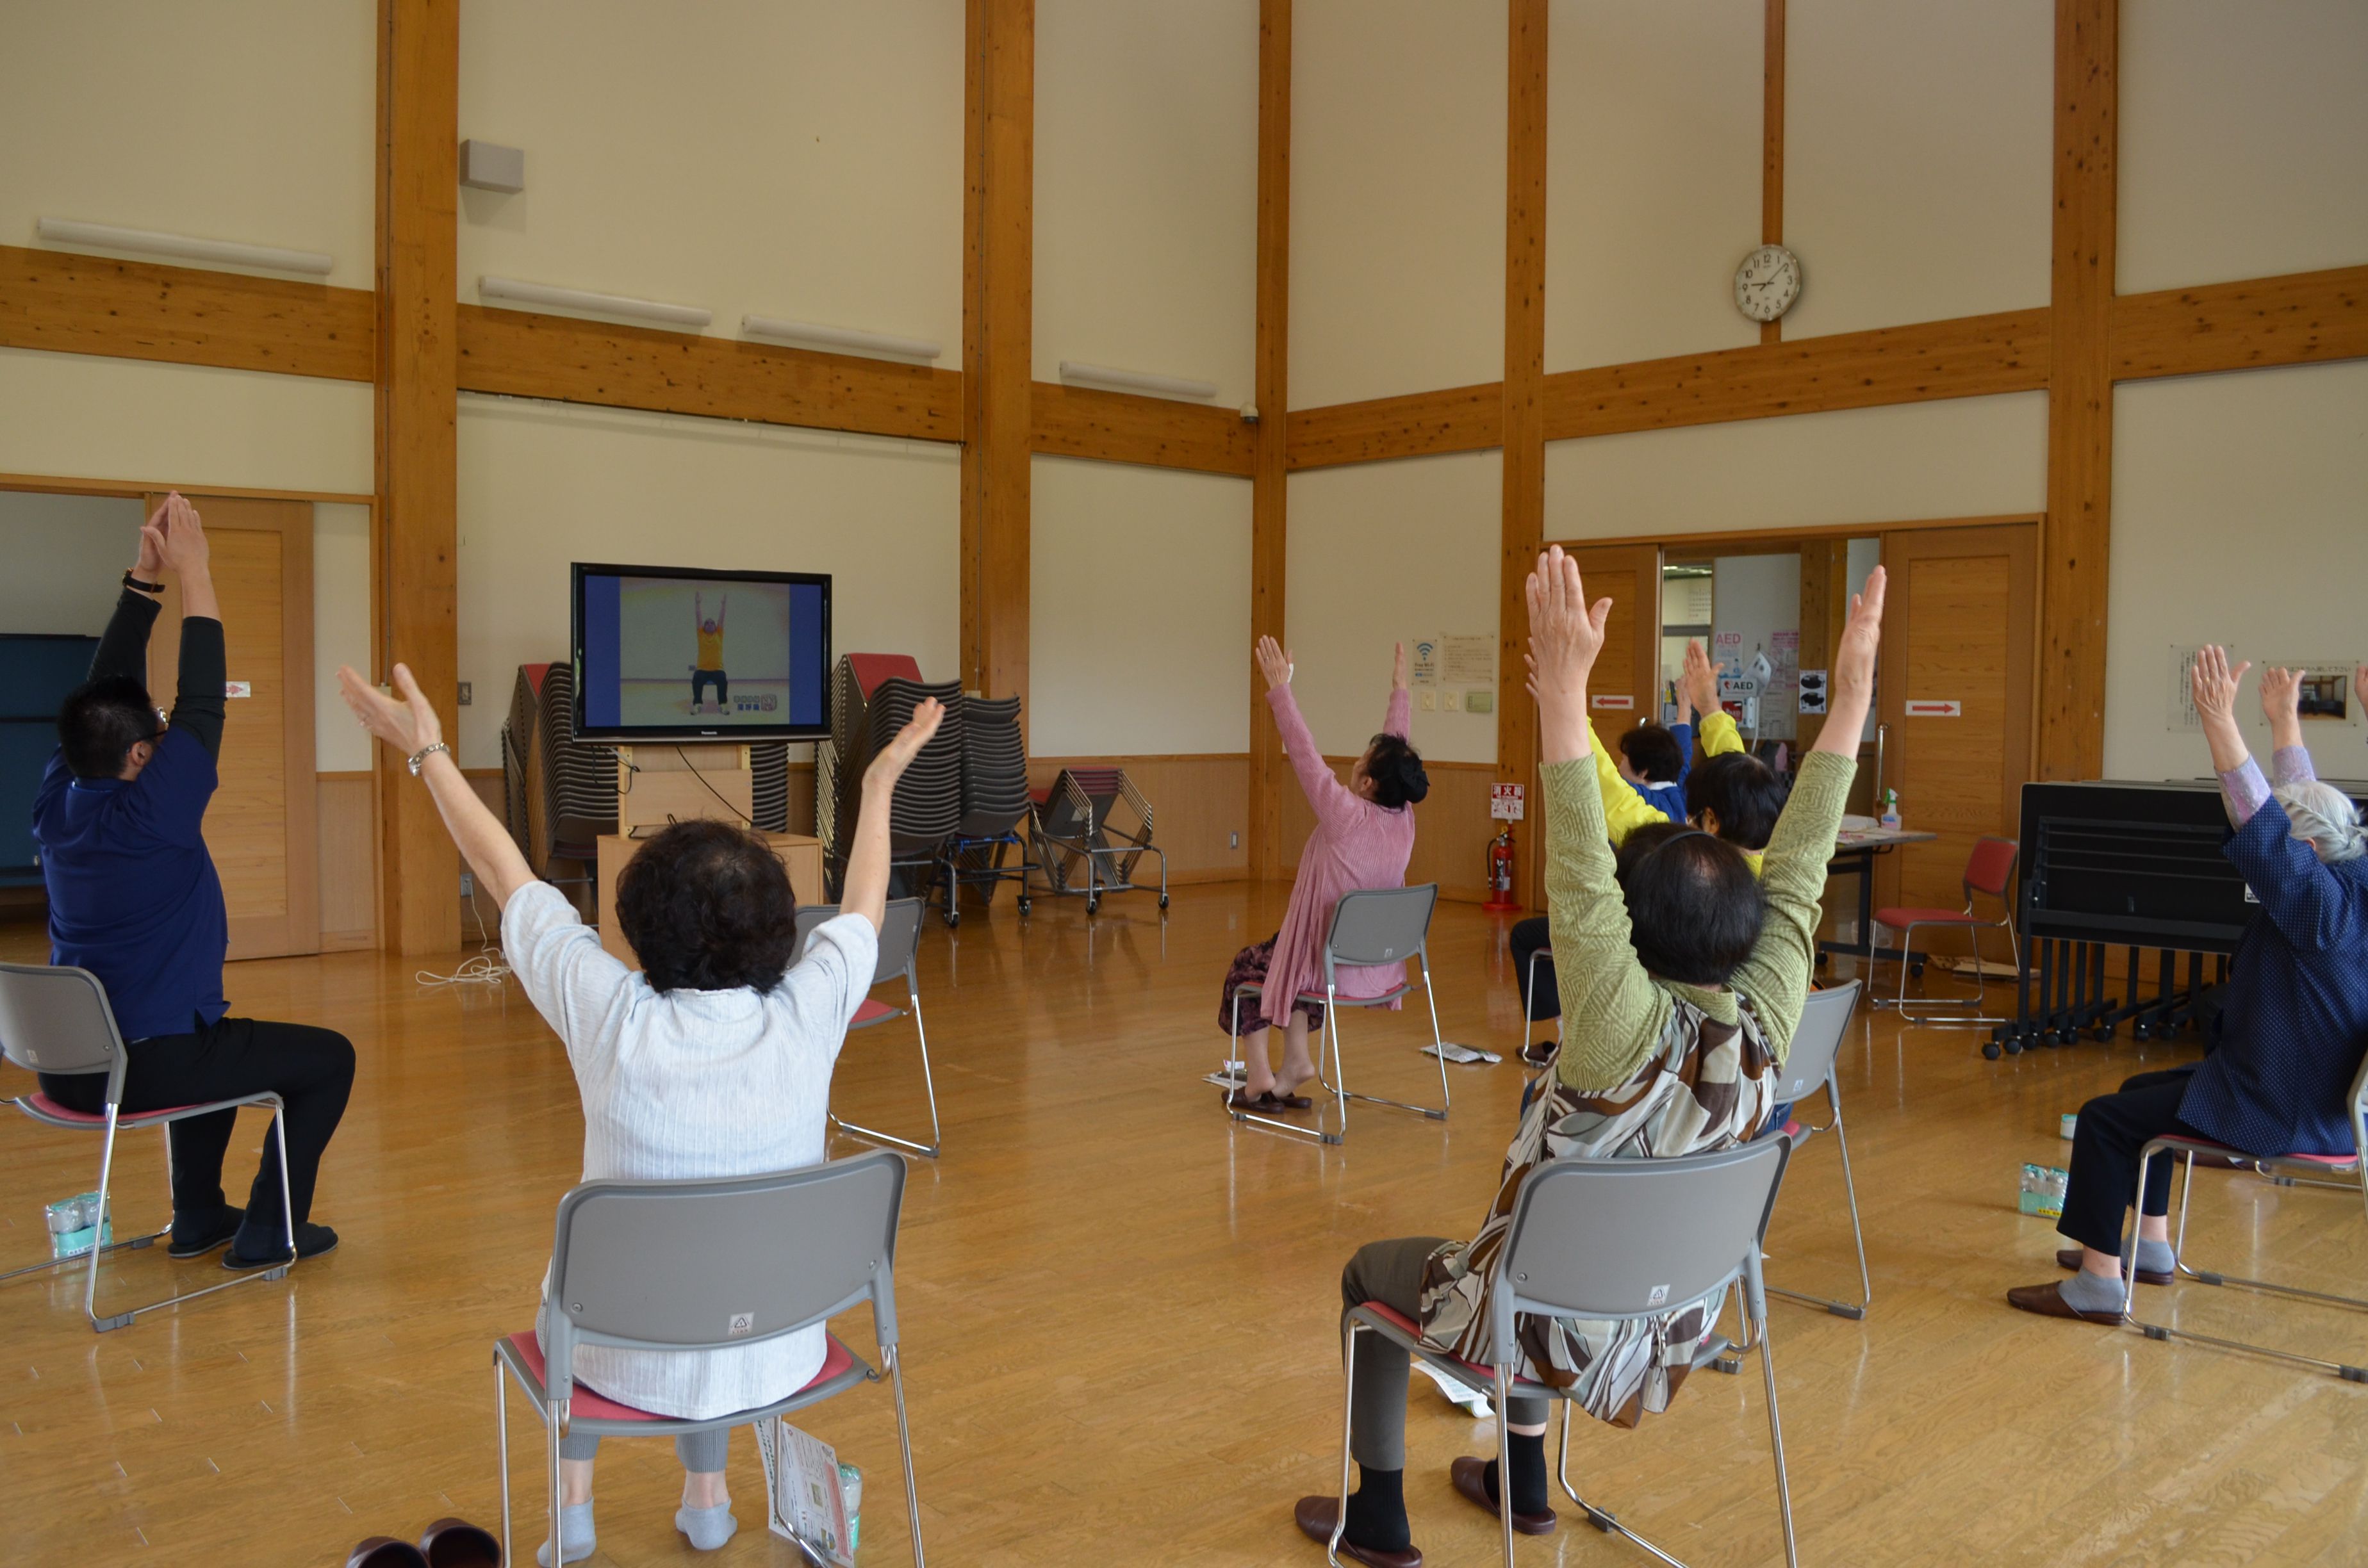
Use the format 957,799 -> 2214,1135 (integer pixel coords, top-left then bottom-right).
58,676 -> 160,781
1616,724 -> 1686,785
615,819 -> 799,994
1686,751 -> 1789,851
1615,822 -> 1766,985
1363,733 -> 1429,810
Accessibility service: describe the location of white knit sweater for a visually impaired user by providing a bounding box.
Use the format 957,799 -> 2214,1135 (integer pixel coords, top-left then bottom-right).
504,881 -> 877,1421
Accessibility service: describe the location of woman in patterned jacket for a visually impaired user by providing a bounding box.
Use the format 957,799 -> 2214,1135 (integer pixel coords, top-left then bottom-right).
1293,547 -> 1882,1566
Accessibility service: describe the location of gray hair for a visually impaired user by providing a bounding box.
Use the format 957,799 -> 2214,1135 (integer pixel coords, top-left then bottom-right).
2276,781 -> 2366,865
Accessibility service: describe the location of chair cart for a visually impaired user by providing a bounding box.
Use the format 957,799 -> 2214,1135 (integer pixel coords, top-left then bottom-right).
1024,767 -> 1168,917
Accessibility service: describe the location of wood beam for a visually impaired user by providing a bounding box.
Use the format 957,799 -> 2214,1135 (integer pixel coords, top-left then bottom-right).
1248,0 -> 1292,881
2037,0 -> 2116,782
1030,380 -> 1255,475
1283,381 -> 1505,470
375,0 -> 461,956
455,304 -> 961,440
2111,263 -> 2368,382
1497,0 -> 1547,912
961,0 -> 1033,714
1760,0 -> 1787,346
0,245 -> 374,382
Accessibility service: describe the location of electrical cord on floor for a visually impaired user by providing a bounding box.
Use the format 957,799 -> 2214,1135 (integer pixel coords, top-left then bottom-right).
415,877 -> 513,987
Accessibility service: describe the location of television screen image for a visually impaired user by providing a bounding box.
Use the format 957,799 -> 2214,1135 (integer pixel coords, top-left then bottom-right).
573,564 -> 830,740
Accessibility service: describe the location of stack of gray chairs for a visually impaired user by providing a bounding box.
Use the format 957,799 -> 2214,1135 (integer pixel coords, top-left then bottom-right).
934,694 -> 1032,926
864,677 -> 966,899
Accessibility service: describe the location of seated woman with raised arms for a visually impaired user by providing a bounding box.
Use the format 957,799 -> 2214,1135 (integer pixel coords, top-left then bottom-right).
340,660 -> 940,1565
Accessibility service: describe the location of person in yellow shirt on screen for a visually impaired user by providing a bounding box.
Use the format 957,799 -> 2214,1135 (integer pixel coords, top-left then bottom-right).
690,591 -> 728,715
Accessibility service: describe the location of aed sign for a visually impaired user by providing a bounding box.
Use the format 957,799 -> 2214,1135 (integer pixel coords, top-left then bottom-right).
1904,699 -> 1961,717
1591,693 -> 1633,710
1491,783 -> 1525,821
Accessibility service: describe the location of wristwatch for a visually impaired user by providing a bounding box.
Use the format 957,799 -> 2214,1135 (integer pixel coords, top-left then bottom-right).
406,740 -> 450,776
123,570 -> 164,594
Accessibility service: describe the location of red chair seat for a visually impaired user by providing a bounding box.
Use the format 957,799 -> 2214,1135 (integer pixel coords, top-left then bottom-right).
17,1093 -> 212,1128
500,1331 -> 857,1424
2157,1134 -> 2359,1170
1358,1302 -> 1542,1390
1873,906 -> 1989,928
852,997 -> 901,1027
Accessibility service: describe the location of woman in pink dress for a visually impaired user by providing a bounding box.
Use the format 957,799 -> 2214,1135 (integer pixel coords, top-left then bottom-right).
1222,636 -> 1428,1112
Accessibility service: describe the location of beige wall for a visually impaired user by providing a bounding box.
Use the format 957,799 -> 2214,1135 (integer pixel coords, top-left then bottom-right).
314,503 -> 373,773
457,0 -> 963,353
1029,457 -> 1251,757
0,1 -> 375,288
1544,0 -> 1761,373
1288,0 -> 1506,408
1033,0 -> 1258,406
2105,360 -> 2368,783
1544,391 -> 2047,539
1781,0 -> 2053,339
454,395 -> 960,768
1285,451 -> 1502,765
2118,0 -> 2368,293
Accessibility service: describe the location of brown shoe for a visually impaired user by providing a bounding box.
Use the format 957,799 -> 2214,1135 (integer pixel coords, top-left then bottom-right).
2055,1246 -> 2171,1286
1449,1455 -> 1556,1535
417,1518 -> 501,1568
345,1540 -> 429,1568
1293,1496 -> 1422,1568
2005,1280 -> 2123,1322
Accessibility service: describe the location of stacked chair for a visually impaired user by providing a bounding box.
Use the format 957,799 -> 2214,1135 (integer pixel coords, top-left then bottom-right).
1026,767 -> 1168,917
934,694 -> 1033,926
816,654 -> 966,903
498,662 -> 617,910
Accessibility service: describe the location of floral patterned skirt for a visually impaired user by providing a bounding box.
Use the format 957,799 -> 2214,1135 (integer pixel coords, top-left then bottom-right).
1219,934 -> 1325,1036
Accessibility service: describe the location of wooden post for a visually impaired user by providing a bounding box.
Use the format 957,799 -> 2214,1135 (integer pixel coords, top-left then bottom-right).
1760,0 -> 1786,346
1795,536 -> 1848,753
1247,0 -> 1292,881
1494,0 -> 1548,911
2038,0 -> 2117,781
962,0 -> 1034,719
374,0 -> 461,956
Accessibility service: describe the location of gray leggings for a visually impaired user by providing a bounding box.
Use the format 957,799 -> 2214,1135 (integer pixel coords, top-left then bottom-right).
1343,1237 -> 1549,1470
559,1425 -> 732,1471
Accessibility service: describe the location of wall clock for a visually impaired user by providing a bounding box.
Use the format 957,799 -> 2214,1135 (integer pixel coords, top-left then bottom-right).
1734,243 -> 1802,323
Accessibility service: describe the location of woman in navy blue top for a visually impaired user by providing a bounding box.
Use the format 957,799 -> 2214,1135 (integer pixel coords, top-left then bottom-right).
2010,647 -> 2368,1323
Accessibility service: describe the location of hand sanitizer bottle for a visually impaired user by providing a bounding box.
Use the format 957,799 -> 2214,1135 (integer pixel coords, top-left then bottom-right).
1880,789 -> 1902,831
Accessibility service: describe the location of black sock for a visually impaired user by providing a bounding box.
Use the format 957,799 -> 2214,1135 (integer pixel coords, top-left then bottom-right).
1482,1430 -> 1550,1515
1343,1465 -> 1410,1552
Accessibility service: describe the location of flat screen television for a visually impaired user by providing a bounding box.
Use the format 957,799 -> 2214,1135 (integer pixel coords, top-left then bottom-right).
571,562 -> 832,741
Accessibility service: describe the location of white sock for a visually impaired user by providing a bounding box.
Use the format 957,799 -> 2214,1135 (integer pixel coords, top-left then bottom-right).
536,1500 -> 596,1566
676,1500 -> 739,1551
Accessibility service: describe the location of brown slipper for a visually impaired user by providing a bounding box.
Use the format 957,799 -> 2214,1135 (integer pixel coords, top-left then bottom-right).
1226,1089 -> 1278,1113
1449,1455 -> 1556,1535
346,1540 -> 429,1568
1292,1496 -> 1422,1567
1269,1088 -> 1315,1110
2005,1280 -> 2123,1322
418,1518 -> 501,1568
2055,1246 -> 2171,1286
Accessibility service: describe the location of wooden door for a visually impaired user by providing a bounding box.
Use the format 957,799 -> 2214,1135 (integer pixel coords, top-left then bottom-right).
1530,542 -> 1660,905
1874,523 -> 2036,919
145,496 -> 320,960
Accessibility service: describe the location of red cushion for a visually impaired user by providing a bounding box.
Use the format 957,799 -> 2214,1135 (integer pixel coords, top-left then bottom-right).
852,997 -> 900,1027
502,1331 -> 857,1423
17,1093 -> 213,1127
1356,1302 -> 1530,1387
2159,1135 -> 2358,1169
1874,906 -> 1983,927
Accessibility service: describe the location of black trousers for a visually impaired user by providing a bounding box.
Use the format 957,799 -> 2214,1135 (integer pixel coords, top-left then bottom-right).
1509,917 -> 1558,1024
691,669 -> 728,708
2056,1067 -> 2210,1256
41,1017 -> 355,1229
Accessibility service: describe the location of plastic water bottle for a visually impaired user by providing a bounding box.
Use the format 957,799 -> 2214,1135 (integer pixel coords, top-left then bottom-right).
45,1192 -> 112,1259
839,1463 -> 862,1556
1879,789 -> 1902,831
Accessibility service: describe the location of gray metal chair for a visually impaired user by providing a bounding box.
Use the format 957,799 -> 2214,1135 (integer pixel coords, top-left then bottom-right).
2117,1049 -> 2368,1382
1519,945 -> 1560,1069
1768,981 -> 1871,1321
0,961 -> 294,1332
493,1149 -> 925,1567
1226,883 -> 1450,1146
1334,1139 -> 1800,1568
794,899 -> 941,1159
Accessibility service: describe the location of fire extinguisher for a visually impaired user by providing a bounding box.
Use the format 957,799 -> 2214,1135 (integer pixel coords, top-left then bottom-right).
1484,826 -> 1520,912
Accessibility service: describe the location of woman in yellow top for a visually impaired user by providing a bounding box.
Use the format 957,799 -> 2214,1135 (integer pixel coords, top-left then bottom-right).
691,591 -> 728,715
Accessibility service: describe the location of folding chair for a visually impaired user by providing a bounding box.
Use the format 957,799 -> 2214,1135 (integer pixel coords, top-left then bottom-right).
1767,980 -> 1871,1321
795,899 -> 941,1159
1519,945 -> 1559,1069
0,961 -> 294,1333
2118,1051 -> 2368,1382
1226,884 -> 1449,1146
1873,835 -> 2018,1024
1334,1139 -> 1799,1568
493,1150 -> 925,1567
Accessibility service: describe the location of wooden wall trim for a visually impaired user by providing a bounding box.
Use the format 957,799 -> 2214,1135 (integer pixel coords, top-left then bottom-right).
2037,0 -> 2117,782
0,472 -> 374,505
1497,0 -> 1548,914
456,304 -> 962,441
2110,263 -> 2368,382
1284,381 -> 1506,471
1759,0 -> 1787,347
1029,380 -> 1255,475
1554,511 -> 2042,554
1248,0 -> 1292,882
0,243 -> 375,382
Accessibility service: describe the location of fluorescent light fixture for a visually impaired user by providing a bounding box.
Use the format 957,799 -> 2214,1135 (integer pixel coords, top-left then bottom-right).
742,315 -> 941,361
37,217 -> 333,277
478,276 -> 711,331
1058,361 -> 1219,402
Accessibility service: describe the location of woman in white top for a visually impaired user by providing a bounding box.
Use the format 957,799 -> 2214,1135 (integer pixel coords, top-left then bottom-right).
340,661 -> 941,1565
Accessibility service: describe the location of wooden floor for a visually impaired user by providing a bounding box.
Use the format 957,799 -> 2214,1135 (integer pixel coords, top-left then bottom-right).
4,886 -> 2368,1567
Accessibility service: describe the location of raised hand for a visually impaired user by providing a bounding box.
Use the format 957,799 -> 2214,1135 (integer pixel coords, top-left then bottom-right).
133,497 -> 169,579
1392,641 -> 1410,692
2259,666 -> 2303,723
338,662 -> 443,756
2189,644 -> 2249,729
1254,635 -> 1293,693
1832,566 -> 1887,705
2355,664 -> 2366,719
1682,639 -> 1723,717
865,698 -> 944,792
155,493 -> 210,573
1525,546 -> 1611,701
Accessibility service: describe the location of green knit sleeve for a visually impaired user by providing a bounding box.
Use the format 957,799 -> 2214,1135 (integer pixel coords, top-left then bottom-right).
1728,750 -> 1856,1060
1542,756 -> 1675,1091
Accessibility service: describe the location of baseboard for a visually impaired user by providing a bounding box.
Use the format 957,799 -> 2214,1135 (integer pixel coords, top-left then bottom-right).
319,930 -> 376,952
